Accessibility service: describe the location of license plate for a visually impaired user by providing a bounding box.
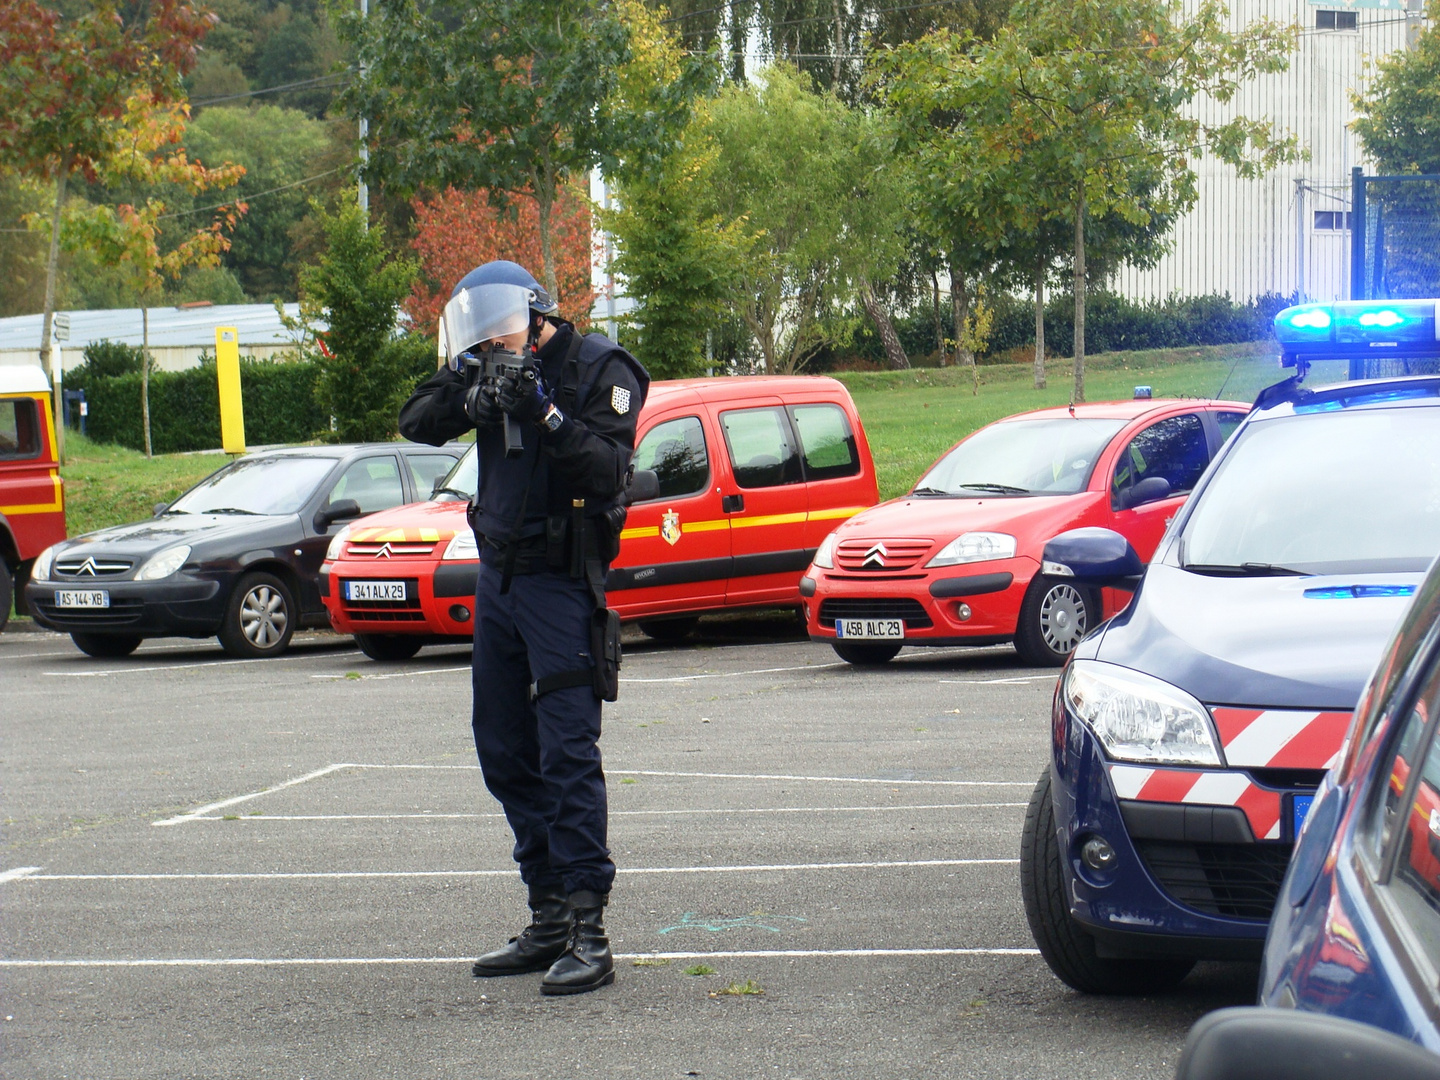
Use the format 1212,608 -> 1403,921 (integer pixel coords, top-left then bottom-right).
835,618 -> 904,640
345,580 -> 406,602
55,590 -> 109,608
1292,793 -> 1315,839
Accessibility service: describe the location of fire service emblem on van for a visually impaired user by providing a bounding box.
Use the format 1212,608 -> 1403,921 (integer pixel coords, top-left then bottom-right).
661,510 -> 682,546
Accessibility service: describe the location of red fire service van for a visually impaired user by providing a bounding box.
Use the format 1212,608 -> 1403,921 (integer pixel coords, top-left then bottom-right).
321,376 -> 878,659
0,366 -> 65,630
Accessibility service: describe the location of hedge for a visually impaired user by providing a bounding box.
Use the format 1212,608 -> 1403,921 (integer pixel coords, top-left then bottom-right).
82,358 -> 327,453
835,290 -> 1295,368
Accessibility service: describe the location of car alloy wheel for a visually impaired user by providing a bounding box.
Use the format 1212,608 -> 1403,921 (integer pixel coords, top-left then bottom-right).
219,571 -> 295,658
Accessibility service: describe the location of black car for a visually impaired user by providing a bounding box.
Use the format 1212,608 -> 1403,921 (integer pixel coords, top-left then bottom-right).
24,443 -> 464,658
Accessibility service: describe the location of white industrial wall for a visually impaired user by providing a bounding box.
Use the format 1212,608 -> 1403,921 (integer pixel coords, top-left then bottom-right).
1113,0 -> 1417,303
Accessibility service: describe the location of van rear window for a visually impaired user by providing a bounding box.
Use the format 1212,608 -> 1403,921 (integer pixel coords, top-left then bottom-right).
0,398 -> 41,460
790,403 -> 859,481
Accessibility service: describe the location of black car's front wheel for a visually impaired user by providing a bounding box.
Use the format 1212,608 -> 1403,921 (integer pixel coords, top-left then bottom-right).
353,633 -> 424,662
1015,575 -> 1097,666
219,571 -> 295,658
1020,766 -> 1195,995
70,632 -> 143,658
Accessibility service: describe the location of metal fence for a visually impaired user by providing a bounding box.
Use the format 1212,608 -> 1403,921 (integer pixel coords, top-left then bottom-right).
1351,169 -> 1440,301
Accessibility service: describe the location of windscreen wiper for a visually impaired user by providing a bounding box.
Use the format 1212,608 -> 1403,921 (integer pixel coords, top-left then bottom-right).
958,482 -> 1031,495
202,507 -> 260,515
432,486 -> 472,501
1184,562 -> 1309,577
910,485 -> 951,497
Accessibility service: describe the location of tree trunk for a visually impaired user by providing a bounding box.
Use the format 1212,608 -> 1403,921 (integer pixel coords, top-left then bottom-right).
41,170 -> 66,462
930,266 -> 945,364
532,161 -> 559,304
831,0 -> 843,85
142,306 -> 153,457
1033,254 -> 1047,390
859,280 -> 909,370
1073,184 -> 1086,404
729,1 -> 747,83
951,263 -> 978,394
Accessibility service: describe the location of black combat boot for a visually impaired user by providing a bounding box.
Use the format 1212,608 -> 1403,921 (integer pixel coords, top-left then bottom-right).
472,885 -> 572,977
540,890 -> 615,995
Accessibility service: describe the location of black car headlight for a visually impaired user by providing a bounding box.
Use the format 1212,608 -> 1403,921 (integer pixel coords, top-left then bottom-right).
1063,659 -> 1222,767
137,545 -> 191,581
31,544 -> 58,582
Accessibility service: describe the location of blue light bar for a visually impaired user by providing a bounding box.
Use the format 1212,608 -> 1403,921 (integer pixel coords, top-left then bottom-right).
1274,299 -> 1440,360
1304,584 -> 1418,600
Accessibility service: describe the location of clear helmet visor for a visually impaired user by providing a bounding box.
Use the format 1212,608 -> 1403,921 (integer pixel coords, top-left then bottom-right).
441,283 -> 534,363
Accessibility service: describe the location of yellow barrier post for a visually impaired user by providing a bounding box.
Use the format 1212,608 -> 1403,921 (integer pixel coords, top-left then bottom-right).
215,327 -> 246,455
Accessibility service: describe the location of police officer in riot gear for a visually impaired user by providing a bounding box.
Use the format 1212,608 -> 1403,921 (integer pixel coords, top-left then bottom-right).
399,260 -> 648,996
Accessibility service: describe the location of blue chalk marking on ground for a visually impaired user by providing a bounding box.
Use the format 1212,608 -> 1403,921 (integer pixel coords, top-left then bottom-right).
659,911 -> 809,935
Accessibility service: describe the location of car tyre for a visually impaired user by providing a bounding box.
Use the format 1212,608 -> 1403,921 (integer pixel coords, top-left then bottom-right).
218,571 -> 295,658
70,632 -> 143,658
638,617 -> 699,643
353,633 -> 424,662
831,639 -> 902,665
1020,766 -> 1196,995
1015,575 -> 1097,666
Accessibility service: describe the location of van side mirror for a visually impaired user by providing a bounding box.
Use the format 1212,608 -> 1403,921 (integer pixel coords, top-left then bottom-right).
1042,527 -> 1143,588
1176,1008 -> 1440,1080
1117,475 -> 1172,510
314,498 -> 362,531
628,469 -> 661,504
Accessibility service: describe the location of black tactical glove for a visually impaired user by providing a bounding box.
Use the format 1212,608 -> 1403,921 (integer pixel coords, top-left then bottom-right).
495,366 -> 551,424
464,381 -> 504,429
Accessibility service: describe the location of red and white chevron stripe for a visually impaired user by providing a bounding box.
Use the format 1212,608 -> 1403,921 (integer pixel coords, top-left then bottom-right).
1108,763 -> 1286,839
1211,708 -> 1352,770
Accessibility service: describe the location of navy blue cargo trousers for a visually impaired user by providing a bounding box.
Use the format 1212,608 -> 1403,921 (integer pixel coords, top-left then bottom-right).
471,560 -> 615,896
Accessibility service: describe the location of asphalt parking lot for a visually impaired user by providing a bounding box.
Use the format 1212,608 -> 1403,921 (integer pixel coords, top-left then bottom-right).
0,621 -> 1259,1080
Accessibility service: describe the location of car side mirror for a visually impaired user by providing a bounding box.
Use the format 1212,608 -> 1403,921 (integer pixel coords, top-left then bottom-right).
153,502 -> 169,517
430,478 -> 444,499
314,498 -> 362,531
1175,1007 -> 1440,1080
1042,527 -> 1144,589
628,469 -> 661,504
1118,475 -> 1172,510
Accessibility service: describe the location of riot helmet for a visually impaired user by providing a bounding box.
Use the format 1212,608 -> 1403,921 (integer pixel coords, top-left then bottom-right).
439,261 -> 558,370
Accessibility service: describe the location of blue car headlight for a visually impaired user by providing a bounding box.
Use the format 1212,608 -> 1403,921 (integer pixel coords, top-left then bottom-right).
1063,660 -> 1223,767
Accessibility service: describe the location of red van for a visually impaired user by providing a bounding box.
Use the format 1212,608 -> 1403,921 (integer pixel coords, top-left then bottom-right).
321,376 -> 877,659
0,366 -> 65,630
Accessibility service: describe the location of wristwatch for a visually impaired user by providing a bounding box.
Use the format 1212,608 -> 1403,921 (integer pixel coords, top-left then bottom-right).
538,402 -> 565,433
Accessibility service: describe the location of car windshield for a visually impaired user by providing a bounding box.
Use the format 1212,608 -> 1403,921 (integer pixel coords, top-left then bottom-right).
1182,405 -> 1440,575
433,445 -> 478,501
913,417 -> 1126,497
168,455 -> 337,516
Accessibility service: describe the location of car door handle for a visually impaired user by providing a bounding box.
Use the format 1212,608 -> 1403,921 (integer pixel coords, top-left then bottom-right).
722,494 -> 744,513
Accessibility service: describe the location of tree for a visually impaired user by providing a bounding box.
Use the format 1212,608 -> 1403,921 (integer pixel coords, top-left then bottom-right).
339,0 -> 648,302
1353,1 -> 1440,175
407,181 -> 595,332
875,1 -> 1296,401
184,105 -> 335,300
0,0 -> 217,444
299,201 -> 421,442
59,91 -> 246,456
703,65 -> 908,373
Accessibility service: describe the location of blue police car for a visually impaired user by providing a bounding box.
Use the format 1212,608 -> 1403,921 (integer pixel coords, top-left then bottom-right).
1019,299 -> 1440,994
1258,548 -> 1440,1049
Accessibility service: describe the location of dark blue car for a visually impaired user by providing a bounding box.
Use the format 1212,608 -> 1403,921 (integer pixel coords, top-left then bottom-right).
1258,550 -> 1440,1050
1019,300 -> 1440,994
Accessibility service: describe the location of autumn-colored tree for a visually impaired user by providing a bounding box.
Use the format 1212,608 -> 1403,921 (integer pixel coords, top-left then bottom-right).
407,182 -> 595,333
57,92 -> 245,456
0,0 -> 217,445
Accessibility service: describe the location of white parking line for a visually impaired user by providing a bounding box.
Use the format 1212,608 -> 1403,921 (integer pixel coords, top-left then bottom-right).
621,663 -> 846,683
153,764 -> 354,826
0,947 -> 1039,967
311,666 -> 467,681
0,867 -> 41,883
938,675 -> 1056,685
187,802 -> 1029,821
45,651 -> 359,677
13,858 -> 1017,882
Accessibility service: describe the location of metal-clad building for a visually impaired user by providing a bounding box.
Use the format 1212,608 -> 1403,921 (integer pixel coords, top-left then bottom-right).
1114,0 -> 1422,303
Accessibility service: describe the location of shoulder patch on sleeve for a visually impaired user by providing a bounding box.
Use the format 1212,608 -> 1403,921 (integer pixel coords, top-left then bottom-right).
610,385 -> 632,415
